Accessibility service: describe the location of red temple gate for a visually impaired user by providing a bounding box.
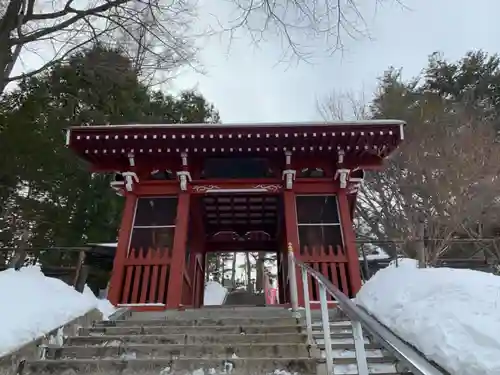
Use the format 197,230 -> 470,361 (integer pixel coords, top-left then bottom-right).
66,121 -> 404,310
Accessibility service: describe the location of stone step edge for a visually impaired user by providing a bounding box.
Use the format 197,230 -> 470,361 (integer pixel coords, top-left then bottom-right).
67,333 -> 307,340
118,318 -> 345,322
29,357 -> 324,364
85,325 -> 352,330
83,324 -> 304,330
316,342 -> 381,350
45,346 -> 311,350
100,318 -> 349,325
30,356 -> 398,365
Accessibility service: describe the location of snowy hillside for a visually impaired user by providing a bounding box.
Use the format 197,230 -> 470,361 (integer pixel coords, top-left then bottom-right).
0,266 -> 115,357
357,258 -> 500,375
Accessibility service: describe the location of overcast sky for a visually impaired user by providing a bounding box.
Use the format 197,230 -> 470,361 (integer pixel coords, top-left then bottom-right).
171,0 -> 500,123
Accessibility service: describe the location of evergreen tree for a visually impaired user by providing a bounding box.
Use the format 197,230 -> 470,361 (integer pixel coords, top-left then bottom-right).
0,45 -> 219,289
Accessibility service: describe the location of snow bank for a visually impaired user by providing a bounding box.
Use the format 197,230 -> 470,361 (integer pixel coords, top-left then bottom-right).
356,258 -> 500,375
203,281 -> 228,305
0,266 -> 114,357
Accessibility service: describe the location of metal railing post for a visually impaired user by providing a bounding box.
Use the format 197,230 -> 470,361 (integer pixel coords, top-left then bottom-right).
287,242 -> 299,314
352,320 -> 369,375
301,266 -> 313,343
319,282 -> 333,375
291,257 -> 446,375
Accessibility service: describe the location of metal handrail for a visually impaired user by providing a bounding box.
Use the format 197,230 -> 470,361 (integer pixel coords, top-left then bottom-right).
289,252 -> 446,375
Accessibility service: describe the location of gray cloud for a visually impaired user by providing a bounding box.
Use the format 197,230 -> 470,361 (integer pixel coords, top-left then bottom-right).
172,0 -> 500,122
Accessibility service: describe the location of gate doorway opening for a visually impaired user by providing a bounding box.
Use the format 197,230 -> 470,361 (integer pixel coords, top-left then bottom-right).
203,251 -> 278,306
198,192 -> 282,307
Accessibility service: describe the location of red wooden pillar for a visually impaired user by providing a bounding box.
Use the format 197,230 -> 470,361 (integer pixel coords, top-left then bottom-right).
167,192 -> 191,308
108,193 -> 137,306
337,190 -> 362,295
189,196 -> 205,308
198,253 -> 207,306
283,190 -> 304,306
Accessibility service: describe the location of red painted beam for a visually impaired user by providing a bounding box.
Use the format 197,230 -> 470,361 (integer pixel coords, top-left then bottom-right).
204,240 -> 277,252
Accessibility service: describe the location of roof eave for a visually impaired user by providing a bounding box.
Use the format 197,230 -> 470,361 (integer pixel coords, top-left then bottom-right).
67,120 -> 406,132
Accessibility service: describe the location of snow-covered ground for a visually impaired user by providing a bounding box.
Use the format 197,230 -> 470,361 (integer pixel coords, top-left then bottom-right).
0,266 -> 115,357
357,258 -> 500,375
203,280 -> 228,305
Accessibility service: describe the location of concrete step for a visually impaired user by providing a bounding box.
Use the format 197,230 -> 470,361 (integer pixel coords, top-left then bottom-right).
79,324 -> 303,336
310,330 -> 353,340
130,307 -> 346,321
322,354 -> 395,366
316,342 -> 381,351
26,357 -> 319,375
129,307 -> 294,320
329,348 -> 385,359
94,316 -> 298,327
333,362 -> 402,375
224,291 -> 266,306
66,332 -> 308,346
316,336 -> 370,345
45,343 -> 310,360
310,321 -> 352,329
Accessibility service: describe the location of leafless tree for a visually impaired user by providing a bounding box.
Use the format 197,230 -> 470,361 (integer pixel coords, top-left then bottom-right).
320,89 -> 500,263
0,0 -> 198,93
230,251 -> 237,288
317,89 -> 369,121
0,0 -> 402,94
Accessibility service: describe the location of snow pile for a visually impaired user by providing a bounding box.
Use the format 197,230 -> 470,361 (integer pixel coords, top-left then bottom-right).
0,266 -> 114,357
203,281 -> 228,305
356,258 -> 500,375
95,296 -> 117,320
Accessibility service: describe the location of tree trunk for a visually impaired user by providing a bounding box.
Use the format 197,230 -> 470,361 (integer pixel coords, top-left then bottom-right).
204,254 -> 209,282
8,229 -> 29,270
230,252 -> 237,289
255,251 -> 265,291
214,254 -> 220,282
416,221 -> 426,268
245,252 -> 252,292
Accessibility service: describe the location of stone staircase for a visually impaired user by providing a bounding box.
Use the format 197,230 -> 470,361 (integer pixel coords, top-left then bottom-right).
23,307 -> 410,375
223,290 -> 266,306
24,307 -> 317,375
306,311 -> 409,375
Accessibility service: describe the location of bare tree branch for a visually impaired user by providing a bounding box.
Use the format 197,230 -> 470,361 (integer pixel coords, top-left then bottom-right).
0,0 -> 198,92
1,0 -> 405,93
320,87 -> 500,262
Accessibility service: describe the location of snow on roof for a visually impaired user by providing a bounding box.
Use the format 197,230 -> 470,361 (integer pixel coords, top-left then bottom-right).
359,245 -> 391,261
68,119 -> 406,131
357,258 -> 500,374
0,266 -> 115,357
88,242 -> 118,248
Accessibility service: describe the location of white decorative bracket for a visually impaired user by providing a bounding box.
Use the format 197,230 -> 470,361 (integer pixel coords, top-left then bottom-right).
121,172 -> 139,191
282,169 -> 296,190
176,171 -> 192,191
335,168 -> 350,189
110,181 -> 125,196
338,150 -> 345,164
65,129 -> 71,146
347,177 -> 363,194
127,152 -> 135,167
181,152 -> 188,167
